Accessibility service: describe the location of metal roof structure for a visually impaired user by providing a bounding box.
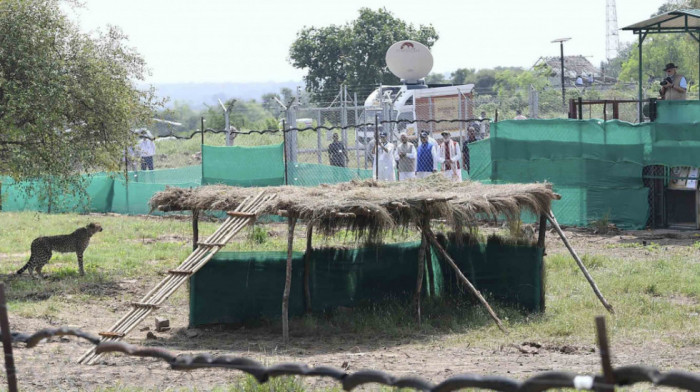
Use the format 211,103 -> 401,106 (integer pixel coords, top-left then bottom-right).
621,9 -> 700,119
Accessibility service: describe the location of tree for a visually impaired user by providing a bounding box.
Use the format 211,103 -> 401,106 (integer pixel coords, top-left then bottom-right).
425,72 -> 448,85
451,68 -> 476,85
289,8 -> 439,103
0,0 -> 159,192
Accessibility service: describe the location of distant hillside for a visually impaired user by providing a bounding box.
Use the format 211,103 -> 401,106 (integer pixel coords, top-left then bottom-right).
152,81 -> 302,109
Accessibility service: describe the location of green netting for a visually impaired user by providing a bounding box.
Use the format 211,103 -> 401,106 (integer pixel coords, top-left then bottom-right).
465,138 -> 491,182
189,241 -> 543,326
483,104 -> 700,228
202,144 -> 284,186
127,165 -> 202,184
0,175 -> 114,213
111,179 -> 199,215
655,100 -> 700,124
287,163 -> 372,186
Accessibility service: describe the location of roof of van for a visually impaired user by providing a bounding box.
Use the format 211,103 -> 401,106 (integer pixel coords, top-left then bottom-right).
412,84 -> 474,98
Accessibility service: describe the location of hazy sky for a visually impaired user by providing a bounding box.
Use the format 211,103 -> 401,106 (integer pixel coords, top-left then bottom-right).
70,0 -> 666,84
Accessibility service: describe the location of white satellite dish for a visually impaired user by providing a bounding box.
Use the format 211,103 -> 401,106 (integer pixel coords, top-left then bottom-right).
385,40 -> 433,83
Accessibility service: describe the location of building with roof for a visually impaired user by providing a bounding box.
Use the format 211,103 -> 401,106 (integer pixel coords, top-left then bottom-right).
533,55 -> 607,87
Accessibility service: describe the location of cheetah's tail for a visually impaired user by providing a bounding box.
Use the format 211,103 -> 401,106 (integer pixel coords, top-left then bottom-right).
16,263 -> 29,275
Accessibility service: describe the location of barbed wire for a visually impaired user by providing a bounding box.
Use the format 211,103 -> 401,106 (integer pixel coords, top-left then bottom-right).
150,118 -> 490,140
9,327 -> 700,391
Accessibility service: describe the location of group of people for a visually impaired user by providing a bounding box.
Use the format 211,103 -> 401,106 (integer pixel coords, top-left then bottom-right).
369,130 -> 463,182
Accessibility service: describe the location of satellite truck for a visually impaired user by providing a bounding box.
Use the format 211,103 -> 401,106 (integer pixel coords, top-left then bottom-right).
357,40 -> 475,147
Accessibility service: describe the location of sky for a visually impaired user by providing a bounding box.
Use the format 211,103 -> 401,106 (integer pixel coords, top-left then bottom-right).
69,0 -> 667,84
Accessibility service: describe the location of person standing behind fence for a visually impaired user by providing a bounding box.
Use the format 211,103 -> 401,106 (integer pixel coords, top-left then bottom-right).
462,126 -> 479,174
659,62 -> 687,101
394,132 -> 417,181
438,131 -> 462,182
373,132 -> 396,181
416,131 -> 438,179
137,130 -> 156,170
328,133 -> 348,167
514,110 -> 527,120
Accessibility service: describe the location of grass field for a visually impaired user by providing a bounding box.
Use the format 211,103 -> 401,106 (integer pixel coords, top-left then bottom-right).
1,211 -> 699,391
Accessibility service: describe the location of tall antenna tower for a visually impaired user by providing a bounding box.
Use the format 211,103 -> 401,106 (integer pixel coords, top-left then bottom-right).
606,0 -> 620,60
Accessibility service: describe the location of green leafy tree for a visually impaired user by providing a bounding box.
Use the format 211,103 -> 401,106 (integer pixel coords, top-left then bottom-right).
451,68 -> 476,85
425,72 -> 448,85
0,0 -> 158,190
289,7 -> 438,103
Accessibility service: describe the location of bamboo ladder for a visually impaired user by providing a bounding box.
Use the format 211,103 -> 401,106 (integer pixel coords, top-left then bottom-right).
78,191 -> 275,365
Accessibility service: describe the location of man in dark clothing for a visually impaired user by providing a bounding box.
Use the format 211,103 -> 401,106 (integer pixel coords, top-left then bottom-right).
328,133 -> 348,167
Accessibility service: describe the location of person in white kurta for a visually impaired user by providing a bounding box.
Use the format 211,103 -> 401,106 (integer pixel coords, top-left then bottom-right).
394,132 -> 417,181
372,132 -> 396,181
438,131 -> 462,182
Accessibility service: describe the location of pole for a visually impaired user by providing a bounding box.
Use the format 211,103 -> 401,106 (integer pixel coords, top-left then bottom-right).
0,283 -> 18,392
200,117 -> 205,145
374,114 -> 379,180
638,33 -> 644,122
282,120 -> 288,185
560,41 -> 566,113
282,216 -> 297,344
546,210 -> 615,314
224,110 -> 231,147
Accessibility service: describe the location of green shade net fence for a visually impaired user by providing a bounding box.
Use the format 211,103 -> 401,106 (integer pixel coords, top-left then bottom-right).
481,100 -> 700,228
189,241 -> 544,326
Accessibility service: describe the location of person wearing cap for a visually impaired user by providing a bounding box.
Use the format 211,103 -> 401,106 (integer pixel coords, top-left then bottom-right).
372,132 -> 396,181
394,132 -> 417,181
416,131 -> 438,179
438,131 -> 462,182
659,63 -> 687,101
137,129 -> 156,170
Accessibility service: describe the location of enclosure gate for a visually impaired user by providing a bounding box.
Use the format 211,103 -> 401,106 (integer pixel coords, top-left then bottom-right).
78,191 -> 275,364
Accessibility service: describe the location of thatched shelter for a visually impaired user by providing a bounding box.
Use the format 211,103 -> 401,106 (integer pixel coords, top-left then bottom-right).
150,177 -> 612,341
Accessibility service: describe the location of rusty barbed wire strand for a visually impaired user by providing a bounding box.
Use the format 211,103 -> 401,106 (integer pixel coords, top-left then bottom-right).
9,327 -> 700,391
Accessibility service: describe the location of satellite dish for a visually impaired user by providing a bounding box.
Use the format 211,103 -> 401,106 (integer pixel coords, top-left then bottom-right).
385,40 -> 433,83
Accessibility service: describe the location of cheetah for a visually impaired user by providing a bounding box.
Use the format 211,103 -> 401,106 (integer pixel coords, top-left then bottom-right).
16,223 -> 103,277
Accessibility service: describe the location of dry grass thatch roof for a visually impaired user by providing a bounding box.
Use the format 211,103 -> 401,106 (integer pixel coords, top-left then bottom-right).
149,177 -> 559,241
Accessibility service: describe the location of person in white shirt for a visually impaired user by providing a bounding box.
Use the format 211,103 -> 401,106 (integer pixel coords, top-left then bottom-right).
514,110 -> 527,120
137,130 -> 156,170
438,131 -> 462,182
372,132 -> 396,181
394,132 -> 417,181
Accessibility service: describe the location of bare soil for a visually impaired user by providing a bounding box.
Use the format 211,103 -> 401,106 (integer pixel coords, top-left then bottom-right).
4,227 -> 700,391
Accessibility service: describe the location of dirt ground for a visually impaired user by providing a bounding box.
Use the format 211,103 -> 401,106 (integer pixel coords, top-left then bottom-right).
4,226 -> 700,391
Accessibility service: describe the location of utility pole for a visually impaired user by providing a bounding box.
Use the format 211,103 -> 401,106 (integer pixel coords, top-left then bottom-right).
552,37 -> 571,113
218,99 -> 236,146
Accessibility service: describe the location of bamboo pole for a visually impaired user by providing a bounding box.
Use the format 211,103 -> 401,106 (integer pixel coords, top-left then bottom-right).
545,211 -> 615,314
192,209 -> 200,252
420,225 -> 508,333
282,215 -> 297,344
303,224 -> 313,314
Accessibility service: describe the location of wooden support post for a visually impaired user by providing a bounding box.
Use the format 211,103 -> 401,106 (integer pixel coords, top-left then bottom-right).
537,213 -> 547,249
413,232 -> 427,326
0,284 -> 18,392
421,225 -> 508,333
192,209 -> 199,252
537,213 -> 547,312
546,211 -> 615,314
596,316 -> 615,392
303,224 -> 313,315
282,215 -> 297,344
